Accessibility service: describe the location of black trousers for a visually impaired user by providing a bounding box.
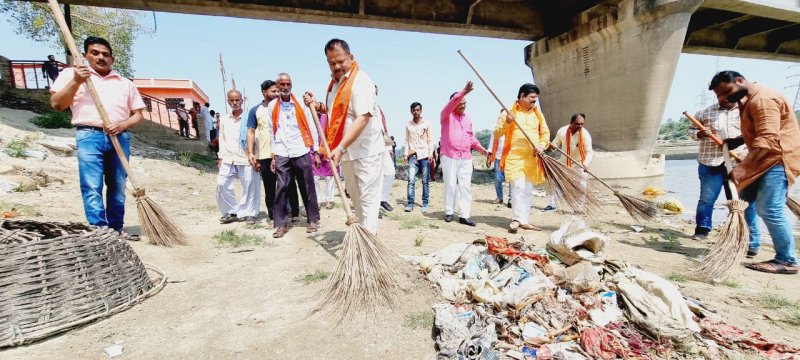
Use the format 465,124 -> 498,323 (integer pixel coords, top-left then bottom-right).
259,158 -> 300,220
273,154 -> 319,228
178,119 -> 189,137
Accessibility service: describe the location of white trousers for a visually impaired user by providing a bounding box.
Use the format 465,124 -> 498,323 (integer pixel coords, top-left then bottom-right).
512,177 -> 535,224
315,176 -> 335,203
217,163 -> 261,218
342,152 -> 383,235
381,150 -> 395,202
441,156 -> 473,219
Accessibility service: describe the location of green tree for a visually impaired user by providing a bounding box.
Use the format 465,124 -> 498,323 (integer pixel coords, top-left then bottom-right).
476,129 -> 492,150
1,1 -> 148,77
658,117 -> 690,141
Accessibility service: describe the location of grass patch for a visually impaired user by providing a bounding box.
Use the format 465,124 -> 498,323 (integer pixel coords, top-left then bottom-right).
4,138 -> 28,158
296,270 -> 330,285
213,230 -> 264,247
176,151 -> 217,170
400,216 -> 426,230
759,293 -> 797,310
403,311 -> 434,330
245,223 -> 264,230
721,279 -> 740,288
414,234 -> 425,247
784,312 -> 800,326
666,272 -> 689,283
30,111 -> 71,129
0,200 -> 38,216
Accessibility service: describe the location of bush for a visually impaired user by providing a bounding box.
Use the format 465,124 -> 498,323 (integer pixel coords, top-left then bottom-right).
4,138 -> 28,158
31,111 -> 72,129
658,117 -> 690,141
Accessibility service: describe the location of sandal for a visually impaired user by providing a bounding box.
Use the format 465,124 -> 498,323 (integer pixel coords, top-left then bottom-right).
518,223 -> 542,231
307,222 -> 319,233
509,220 -> 520,234
273,227 -> 288,238
746,260 -> 798,275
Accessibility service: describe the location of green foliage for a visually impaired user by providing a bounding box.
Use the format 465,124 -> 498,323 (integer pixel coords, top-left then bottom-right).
413,234 -> 424,247
4,138 -> 28,158
476,129 -> 492,150
176,151 -> 217,170
785,312 -> 800,326
296,270 -> 330,285
759,293 -> 797,310
666,272 -> 689,283
0,1 -> 149,77
31,111 -> 71,129
213,230 -> 264,247
403,311 -> 434,330
658,117 -> 690,141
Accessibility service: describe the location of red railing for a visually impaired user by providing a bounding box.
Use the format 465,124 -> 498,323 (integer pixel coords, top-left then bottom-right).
9,60 -> 67,89
140,93 -> 199,139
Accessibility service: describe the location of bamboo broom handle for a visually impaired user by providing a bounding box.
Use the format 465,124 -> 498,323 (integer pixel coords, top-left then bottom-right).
306,98 -> 356,220
46,0 -> 141,190
457,50 -> 542,151
722,143 -> 740,200
683,111 -> 742,162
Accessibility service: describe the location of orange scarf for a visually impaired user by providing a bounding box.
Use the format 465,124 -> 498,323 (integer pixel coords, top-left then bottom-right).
565,127 -> 586,168
271,93 -> 314,149
500,102 -> 545,171
490,134 -> 500,163
325,61 -> 360,153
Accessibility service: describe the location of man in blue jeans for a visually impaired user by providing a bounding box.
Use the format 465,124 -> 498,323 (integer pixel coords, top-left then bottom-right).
711,70 -> 799,275
687,97 -> 742,240
404,102 -> 434,212
50,36 -> 145,238
486,131 -> 512,208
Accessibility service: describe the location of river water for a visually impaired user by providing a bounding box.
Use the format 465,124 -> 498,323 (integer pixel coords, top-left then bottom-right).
620,159 -> 800,234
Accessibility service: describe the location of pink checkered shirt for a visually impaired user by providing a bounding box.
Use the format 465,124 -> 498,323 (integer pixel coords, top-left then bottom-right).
687,104 -> 741,167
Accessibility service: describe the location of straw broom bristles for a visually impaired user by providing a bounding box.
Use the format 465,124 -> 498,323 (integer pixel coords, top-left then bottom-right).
539,155 -> 602,215
786,196 -> 800,219
313,220 -> 401,322
614,191 -> 659,223
692,199 -> 750,282
134,189 -> 188,246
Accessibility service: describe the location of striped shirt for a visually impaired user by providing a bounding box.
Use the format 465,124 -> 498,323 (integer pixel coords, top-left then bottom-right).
687,104 -> 741,167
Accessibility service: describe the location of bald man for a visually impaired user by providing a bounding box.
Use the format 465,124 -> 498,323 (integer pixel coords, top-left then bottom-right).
216,89 -> 261,225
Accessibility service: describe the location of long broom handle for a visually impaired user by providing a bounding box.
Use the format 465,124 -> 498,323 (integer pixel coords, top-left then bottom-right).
683,111 -> 743,162
306,99 -> 356,220
722,143 -> 740,200
46,0 -> 141,189
457,50 -> 542,151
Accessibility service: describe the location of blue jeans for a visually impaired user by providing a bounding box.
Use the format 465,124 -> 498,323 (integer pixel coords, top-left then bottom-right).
740,164 -> 797,266
695,163 -> 731,234
407,155 -> 430,206
76,129 -> 130,231
493,159 -> 512,202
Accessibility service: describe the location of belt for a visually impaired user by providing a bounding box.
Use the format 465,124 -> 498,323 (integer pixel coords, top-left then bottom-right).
74,125 -> 128,134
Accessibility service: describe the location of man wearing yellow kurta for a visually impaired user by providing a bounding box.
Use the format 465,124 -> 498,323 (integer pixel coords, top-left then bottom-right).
494,83 -> 550,233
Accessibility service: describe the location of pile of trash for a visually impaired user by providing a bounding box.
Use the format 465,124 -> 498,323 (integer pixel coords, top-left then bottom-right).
410,219 -> 800,360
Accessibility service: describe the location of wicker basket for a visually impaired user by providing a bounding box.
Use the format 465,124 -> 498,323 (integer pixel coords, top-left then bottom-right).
0,220 -> 165,347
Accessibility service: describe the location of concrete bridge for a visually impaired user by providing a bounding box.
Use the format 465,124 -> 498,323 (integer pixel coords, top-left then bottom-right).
36,0 -> 800,177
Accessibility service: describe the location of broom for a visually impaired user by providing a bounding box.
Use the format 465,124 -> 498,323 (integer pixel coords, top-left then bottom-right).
685,111 -> 800,219
692,144 -> 749,282
305,98 -> 400,321
457,50 -> 603,215
550,146 -> 658,222
46,0 -> 187,247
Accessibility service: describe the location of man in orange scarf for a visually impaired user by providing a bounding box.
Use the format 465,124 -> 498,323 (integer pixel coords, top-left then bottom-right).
546,113 -> 593,211
304,38 -> 384,235
267,73 -> 321,238
494,83 -> 550,233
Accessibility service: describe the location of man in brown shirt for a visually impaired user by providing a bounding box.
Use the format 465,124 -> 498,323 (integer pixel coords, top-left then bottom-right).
710,70 -> 799,274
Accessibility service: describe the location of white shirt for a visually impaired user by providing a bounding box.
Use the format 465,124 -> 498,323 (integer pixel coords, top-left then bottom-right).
266,97 -> 318,158
201,106 -> 215,130
488,132 -> 506,159
326,68 -> 383,162
218,112 -> 249,165
552,125 -> 594,167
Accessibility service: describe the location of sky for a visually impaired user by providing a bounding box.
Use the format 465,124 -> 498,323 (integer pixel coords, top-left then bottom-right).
2,10 -> 799,146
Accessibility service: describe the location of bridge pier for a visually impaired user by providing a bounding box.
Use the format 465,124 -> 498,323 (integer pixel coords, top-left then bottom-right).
528,0 -> 703,178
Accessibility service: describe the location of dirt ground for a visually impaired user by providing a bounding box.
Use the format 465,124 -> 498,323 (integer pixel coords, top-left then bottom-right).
2,107 -> 799,360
